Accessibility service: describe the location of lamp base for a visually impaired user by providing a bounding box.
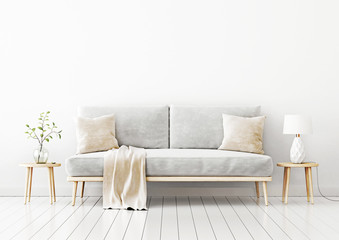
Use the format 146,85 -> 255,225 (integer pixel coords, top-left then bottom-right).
290,136 -> 306,163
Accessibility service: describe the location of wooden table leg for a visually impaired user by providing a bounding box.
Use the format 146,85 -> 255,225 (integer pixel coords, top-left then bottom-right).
28,167 -> 33,202
282,168 -> 287,202
81,182 -> 85,198
48,167 -> 53,204
284,167 -> 291,204
305,167 -> 310,202
24,167 -> 30,204
51,168 -> 56,202
307,167 -> 314,204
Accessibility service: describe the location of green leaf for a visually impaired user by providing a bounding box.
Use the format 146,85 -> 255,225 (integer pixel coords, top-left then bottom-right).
58,130 -> 62,133
50,136 -> 53,139
25,131 -> 28,134
32,128 -> 35,131
46,138 -> 49,142
58,134 -> 61,139
52,122 -> 55,125
40,134 -> 43,137
47,111 -> 50,114
38,127 -> 43,130
46,124 -> 49,126
26,124 -> 29,127
38,118 -> 42,120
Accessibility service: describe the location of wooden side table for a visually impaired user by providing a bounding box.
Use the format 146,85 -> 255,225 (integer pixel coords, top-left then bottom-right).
277,162 -> 319,204
19,163 -> 61,204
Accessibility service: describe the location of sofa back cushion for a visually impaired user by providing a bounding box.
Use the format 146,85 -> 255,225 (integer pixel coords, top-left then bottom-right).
78,106 -> 169,149
170,105 -> 261,149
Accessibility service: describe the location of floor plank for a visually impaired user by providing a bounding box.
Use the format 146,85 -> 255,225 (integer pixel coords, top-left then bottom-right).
189,196 -> 216,240
285,197 -> 339,239
68,197 -> 104,240
86,208 -> 119,240
227,196 -> 271,240
0,197 -> 23,214
214,196 -> 253,240
11,197 -> 71,240
124,197 -> 150,240
104,207 -> 133,239
0,196 -> 339,240
142,197 -> 163,240
269,197 -> 327,240
176,196 -> 197,240
201,196 -> 234,240
31,197 -> 88,240
0,197 -> 62,239
0,197 -> 38,223
48,197 -> 100,240
306,197 -> 339,223
0,197 -> 47,236
161,196 -> 179,240
250,197 -> 309,240
240,197 -> 290,240
0,197 -> 11,204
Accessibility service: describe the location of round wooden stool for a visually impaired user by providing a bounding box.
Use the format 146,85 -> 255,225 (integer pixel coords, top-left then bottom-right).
277,162 -> 319,204
19,163 -> 61,204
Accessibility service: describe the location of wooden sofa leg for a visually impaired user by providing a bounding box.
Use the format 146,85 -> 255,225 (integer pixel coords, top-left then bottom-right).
263,181 -> 268,206
255,181 -> 260,198
81,182 -> 85,198
72,181 -> 78,206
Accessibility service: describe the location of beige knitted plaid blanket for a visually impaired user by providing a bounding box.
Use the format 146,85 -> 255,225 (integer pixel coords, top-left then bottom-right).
103,145 -> 147,210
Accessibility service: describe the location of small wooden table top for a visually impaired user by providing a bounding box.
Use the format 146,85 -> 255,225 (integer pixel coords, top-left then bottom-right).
20,162 -> 61,204
19,163 -> 61,168
277,162 -> 319,168
277,162 -> 318,204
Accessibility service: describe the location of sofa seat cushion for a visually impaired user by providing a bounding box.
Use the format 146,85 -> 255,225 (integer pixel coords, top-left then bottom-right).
65,149 -> 273,177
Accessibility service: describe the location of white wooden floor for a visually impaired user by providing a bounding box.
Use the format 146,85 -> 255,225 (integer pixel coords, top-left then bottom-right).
0,196 -> 339,240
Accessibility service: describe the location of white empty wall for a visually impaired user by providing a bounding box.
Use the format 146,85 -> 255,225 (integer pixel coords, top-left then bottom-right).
0,0 -> 339,196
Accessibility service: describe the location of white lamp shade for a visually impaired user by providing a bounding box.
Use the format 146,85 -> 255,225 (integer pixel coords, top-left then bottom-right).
283,115 -> 313,135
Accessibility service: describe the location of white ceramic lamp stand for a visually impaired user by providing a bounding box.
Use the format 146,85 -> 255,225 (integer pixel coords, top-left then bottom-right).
283,115 -> 312,163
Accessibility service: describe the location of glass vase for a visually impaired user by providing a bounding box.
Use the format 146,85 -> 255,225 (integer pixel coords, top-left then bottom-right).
33,145 -> 49,164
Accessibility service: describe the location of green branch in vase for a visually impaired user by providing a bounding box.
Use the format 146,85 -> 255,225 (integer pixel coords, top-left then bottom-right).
25,111 -> 62,146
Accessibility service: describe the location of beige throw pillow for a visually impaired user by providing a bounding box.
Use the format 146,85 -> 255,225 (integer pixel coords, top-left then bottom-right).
219,114 -> 265,154
76,114 -> 119,154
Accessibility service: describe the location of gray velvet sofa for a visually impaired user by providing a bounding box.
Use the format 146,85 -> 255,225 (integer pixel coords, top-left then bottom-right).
66,105 -> 273,205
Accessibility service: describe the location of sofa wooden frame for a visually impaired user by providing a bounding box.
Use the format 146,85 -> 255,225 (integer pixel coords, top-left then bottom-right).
68,176 -> 272,206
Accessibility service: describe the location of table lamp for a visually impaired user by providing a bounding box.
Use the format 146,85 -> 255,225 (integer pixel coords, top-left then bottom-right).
283,115 -> 312,163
